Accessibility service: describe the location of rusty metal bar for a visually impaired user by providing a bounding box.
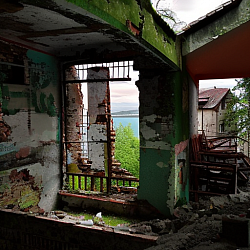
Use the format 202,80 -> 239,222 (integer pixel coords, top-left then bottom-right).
100,178 -> 103,192
106,80 -> 112,193
72,175 -> 75,190
66,173 -> 139,192
84,176 -> 87,190
91,176 -> 94,191
78,175 -> 81,190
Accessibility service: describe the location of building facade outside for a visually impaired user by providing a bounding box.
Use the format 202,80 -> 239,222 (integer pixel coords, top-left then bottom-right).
198,87 -> 232,137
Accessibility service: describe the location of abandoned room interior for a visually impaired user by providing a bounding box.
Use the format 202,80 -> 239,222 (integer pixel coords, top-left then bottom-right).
1,0 -> 250,249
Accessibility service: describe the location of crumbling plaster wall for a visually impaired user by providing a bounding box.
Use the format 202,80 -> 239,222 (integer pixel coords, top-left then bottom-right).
87,67 -> 109,172
136,70 -> 189,216
188,75 -> 198,137
65,66 -> 83,174
0,41 -> 61,212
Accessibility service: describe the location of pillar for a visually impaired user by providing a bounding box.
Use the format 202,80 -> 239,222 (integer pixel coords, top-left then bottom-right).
136,70 -> 189,216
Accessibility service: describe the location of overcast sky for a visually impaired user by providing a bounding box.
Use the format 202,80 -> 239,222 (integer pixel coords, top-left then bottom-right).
152,0 -> 229,23
111,0 -> 237,112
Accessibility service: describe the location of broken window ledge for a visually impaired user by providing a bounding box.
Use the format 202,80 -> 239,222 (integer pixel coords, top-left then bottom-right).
0,208 -> 157,249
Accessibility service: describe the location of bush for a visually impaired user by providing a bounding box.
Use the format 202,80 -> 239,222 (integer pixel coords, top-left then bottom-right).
114,123 -> 140,178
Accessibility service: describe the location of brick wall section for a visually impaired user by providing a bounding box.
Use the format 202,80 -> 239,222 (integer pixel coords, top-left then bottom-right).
65,66 -> 83,167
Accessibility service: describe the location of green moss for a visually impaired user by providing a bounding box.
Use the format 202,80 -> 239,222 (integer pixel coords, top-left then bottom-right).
67,0 -> 141,32
67,0 -> 178,66
0,184 -> 10,193
19,186 -> 40,209
68,211 -> 139,226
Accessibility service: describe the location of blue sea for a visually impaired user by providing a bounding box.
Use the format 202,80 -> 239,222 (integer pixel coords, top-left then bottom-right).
112,116 -> 139,138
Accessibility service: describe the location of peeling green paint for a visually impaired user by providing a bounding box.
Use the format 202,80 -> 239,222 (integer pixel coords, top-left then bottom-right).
67,0 -> 141,32
66,0 -> 179,67
138,148 -> 171,216
138,71 -> 189,216
141,10 -> 178,65
166,148 -> 176,215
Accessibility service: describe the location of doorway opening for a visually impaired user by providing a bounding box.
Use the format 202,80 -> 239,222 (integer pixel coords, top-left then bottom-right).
63,61 -> 139,196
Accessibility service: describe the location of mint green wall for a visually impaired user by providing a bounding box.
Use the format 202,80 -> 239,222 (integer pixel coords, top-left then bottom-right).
0,44 -> 61,212
137,71 -> 189,216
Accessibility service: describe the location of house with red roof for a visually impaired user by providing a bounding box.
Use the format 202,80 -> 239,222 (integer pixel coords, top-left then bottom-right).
198,87 -> 232,137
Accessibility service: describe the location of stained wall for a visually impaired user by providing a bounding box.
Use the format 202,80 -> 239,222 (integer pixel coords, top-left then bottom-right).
0,41 -> 61,212
137,70 -> 189,216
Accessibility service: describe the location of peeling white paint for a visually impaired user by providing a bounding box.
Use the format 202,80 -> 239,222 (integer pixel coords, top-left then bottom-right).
88,124 -> 107,141
140,121 -> 157,139
88,124 -> 107,170
156,162 -> 168,168
167,161 -> 176,215
88,142 -> 105,171
143,141 -> 171,150
142,114 -> 157,123
87,68 -> 109,124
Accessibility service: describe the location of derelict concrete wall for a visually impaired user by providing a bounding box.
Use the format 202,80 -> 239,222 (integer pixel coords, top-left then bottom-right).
137,70 -> 189,216
0,41 -> 61,212
188,75 -> 198,137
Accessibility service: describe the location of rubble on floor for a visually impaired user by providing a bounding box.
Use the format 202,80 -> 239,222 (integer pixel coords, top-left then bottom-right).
3,188 -> 250,249
145,190 -> 250,250
60,189 -> 250,249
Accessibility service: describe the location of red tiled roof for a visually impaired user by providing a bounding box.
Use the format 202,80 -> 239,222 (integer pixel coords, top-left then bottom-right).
199,88 -> 230,109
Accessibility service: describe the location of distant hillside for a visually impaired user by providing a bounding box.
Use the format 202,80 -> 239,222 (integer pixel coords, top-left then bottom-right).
112,109 -> 139,116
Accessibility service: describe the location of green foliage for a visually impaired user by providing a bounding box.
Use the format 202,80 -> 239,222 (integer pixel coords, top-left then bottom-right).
115,123 -> 140,178
67,211 -> 139,227
225,78 -> 250,138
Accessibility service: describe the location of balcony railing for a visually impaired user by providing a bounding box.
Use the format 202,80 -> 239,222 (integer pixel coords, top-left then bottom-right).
66,172 -> 139,193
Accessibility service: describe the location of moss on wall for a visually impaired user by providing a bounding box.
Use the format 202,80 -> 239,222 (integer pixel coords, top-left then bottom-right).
67,0 -> 141,31
66,0 -> 179,67
141,10 -> 178,65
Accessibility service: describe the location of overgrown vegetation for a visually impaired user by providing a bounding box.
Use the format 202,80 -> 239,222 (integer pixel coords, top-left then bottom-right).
115,123 -> 140,178
225,78 -> 250,138
67,211 -> 139,227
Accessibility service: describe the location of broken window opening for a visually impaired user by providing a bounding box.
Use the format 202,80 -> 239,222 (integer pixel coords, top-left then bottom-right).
64,61 -> 139,195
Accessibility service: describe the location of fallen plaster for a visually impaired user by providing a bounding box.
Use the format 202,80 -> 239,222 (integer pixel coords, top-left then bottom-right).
5,189 -> 250,249
166,159 -> 175,215
156,162 -> 168,168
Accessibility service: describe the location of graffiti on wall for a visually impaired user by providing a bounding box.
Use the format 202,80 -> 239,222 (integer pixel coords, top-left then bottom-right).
0,46 -> 60,170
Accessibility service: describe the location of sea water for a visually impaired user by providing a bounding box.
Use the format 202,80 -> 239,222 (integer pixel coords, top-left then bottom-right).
112,116 -> 139,138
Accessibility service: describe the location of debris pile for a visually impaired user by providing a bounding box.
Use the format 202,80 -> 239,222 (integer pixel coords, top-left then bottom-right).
145,191 -> 250,250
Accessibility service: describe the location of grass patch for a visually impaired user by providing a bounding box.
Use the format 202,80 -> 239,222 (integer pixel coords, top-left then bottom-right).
67,211 -> 139,227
